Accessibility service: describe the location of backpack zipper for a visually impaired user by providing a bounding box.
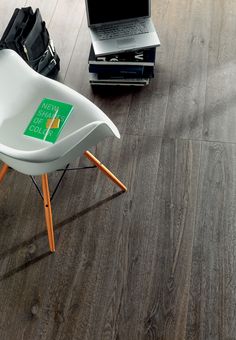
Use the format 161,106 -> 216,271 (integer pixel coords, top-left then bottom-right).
23,44 -> 29,61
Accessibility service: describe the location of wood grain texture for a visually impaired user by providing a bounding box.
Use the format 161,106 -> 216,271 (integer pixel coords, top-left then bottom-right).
125,0 -> 185,137
45,0 -> 86,81
141,139 -> 201,340
0,0 -> 27,33
202,0 -> 236,143
162,0 -> 213,140
186,142 -> 236,340
1,0 -> 236,339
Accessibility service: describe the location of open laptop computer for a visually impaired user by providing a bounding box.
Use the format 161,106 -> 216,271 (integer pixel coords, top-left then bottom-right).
85,0 -> 160,56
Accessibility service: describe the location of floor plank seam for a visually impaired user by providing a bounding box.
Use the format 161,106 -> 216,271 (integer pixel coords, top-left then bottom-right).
63,11 -> 86,82
120,131 -> 236,146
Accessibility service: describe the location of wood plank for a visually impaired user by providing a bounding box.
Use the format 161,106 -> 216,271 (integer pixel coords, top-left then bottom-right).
64,15 -> 94,99
44,0 -> 85,81
186,141 -> 236,340
162,0 -> 213,140
123,0 -> 186,137
0,0 -> 27,34
202,0 -> 236,143
136,139 -> 200,340
122,1 -> 185,136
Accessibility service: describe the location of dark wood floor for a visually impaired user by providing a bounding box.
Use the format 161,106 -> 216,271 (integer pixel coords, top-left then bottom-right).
0,0 -> 236,339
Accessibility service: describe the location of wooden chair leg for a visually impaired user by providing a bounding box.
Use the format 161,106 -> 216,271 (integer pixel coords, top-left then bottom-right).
41,174 -> 55,252
0,163 -> 9,182
84,150 -> 127,192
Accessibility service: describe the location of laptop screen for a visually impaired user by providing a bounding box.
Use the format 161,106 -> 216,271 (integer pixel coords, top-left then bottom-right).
87,0 -> 150,25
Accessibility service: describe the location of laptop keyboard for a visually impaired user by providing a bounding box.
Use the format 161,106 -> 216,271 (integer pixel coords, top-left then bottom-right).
93,20 -> 149,40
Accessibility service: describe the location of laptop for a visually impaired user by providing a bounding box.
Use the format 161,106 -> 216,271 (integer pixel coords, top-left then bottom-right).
85,0 -> 160,56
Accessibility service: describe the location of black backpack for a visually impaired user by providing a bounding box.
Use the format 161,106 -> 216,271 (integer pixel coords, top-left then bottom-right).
0,7 -> 60,77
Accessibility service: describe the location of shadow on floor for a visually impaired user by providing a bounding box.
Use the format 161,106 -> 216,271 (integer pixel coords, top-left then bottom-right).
0,191 -> 124,280
0,251 -> 51,281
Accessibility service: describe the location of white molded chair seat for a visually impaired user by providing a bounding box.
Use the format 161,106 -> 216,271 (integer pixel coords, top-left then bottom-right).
0,49 -> 127,252
0,49 -> 120,175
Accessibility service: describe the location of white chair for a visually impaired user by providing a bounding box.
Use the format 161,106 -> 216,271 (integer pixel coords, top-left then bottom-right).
0,49 -> 127,252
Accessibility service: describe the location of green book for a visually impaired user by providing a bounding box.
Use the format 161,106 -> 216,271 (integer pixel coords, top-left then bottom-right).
24,98 -> 73,143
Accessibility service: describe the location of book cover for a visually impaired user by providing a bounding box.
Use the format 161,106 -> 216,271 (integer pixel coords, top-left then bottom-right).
89,73 -> 150,86
24,98 -> 73,143
88,45 -> 156,66
89,64 -> 154,77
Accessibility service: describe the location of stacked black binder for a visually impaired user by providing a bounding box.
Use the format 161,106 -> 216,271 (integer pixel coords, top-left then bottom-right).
88,45 -> 157,86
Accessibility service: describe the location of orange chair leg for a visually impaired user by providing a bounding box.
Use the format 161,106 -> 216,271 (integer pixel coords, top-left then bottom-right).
41,174 -> 55,252
0,163 -> 9,182
84,150 -> 127,192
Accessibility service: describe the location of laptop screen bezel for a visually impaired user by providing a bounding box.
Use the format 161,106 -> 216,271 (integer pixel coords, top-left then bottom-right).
85,0 -> 151,27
